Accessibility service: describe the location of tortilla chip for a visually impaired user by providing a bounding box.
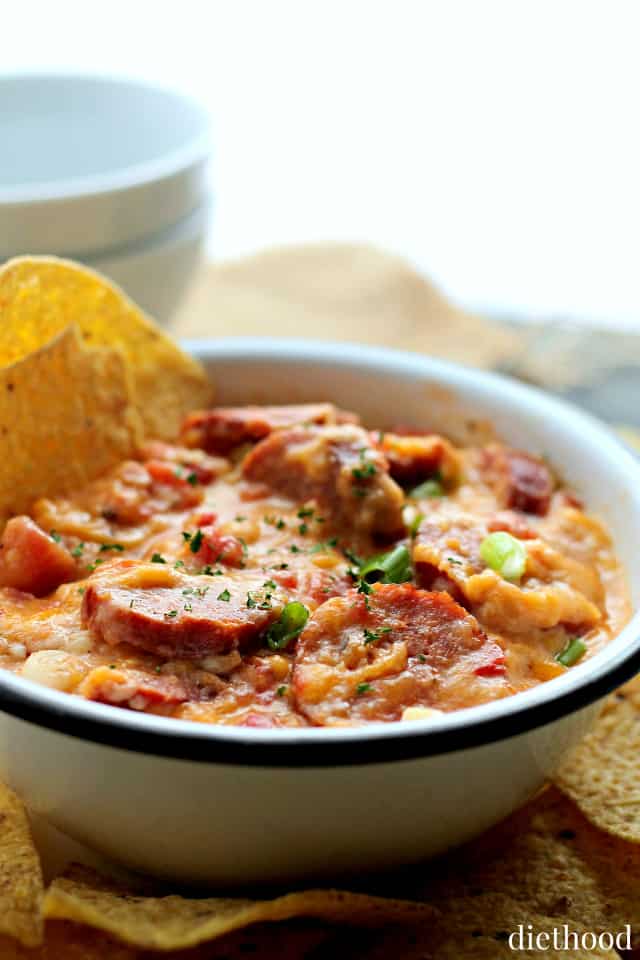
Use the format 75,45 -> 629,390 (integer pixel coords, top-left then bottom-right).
0,327 -> 142,525
400,785 -> 639,947
0,783 -> 44,948
39,919 -> 331,960
0,257 -> 213,440
41,865 -> 436,952
351,894 -> 620,959
553,674 -> 640,843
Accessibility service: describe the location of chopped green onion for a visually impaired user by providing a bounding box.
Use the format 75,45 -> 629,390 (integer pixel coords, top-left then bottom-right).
409,479 -> 444,499
217,588 -> 231,602
71,542 -> 85,558
276,684 -> 288,697
50,530 -> 62,543
359,544 -> 412,585
99,542 -> 125,553
479,531 -> 527,582
151,553 -> 167,564
405,509 -> 424,539
356,682 -> 372,695
266,601 -> 310,650
556,637 -> 587,667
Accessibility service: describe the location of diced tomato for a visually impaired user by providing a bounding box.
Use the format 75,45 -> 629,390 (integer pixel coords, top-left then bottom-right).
195,526 -> 245,568
0,516 -> 76,596
272,570 -> 298,590
195,512 -> 217,527
474,655 -> 507,677
243,713 -> 274,728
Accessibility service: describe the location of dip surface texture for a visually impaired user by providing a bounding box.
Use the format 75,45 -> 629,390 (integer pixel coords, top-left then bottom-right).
0,403 -> 629,727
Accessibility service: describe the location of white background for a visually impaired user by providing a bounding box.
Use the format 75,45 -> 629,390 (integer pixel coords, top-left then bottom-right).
2,0 -> 640,328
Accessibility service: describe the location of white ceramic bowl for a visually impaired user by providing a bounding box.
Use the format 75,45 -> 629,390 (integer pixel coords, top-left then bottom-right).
0,340 -> 638,887
0,74 -> 210,257
84,198 -> 211,324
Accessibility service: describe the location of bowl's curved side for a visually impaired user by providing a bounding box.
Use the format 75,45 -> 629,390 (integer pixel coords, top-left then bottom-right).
0,700 -> 599,885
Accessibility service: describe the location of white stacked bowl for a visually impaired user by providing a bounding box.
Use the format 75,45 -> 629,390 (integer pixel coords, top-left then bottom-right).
0,74 -> 211,321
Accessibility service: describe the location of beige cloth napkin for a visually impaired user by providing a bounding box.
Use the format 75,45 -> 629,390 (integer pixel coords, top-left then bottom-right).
171,243 -> 521,371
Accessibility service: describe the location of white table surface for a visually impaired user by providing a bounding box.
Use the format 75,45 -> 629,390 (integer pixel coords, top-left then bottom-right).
3,0 -> 640,330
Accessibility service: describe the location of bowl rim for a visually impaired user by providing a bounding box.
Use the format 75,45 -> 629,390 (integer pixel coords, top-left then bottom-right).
0,338 -> 638,767
0,73 -> 210,205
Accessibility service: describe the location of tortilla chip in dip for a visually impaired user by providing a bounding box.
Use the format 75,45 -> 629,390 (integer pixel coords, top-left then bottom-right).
0,256 -> 213,441
0,326 -> 141,526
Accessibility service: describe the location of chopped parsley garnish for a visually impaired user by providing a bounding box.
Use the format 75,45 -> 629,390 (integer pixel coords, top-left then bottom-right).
265,601 -> 310,650
174,559 -> 185,569
86,558 -> 105,573
77,587 -> 85,596
353,462 -> 377,480
183,602 -> 193,612
297,507 -> 314,518
217,588 -> 231,602
164,609 -> 178,620
99,542 -> 125,553
263,580 -> 277,590
357,577 -> 373,609
298,523 -> 309,536
264,515 -> 286,529
151,553 -> 167,564
189,529 -> 204,554
182,531 -> 192,543
352,448 -> 377,481
289,544 -> 302,554
556,637 -> 587,667
246,592 -> 257,608
363,626 -> 392,644
50,530 -> 62,543
276,685 -> 288,697
71,542 -> 85,558
356,682 -> 372,695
